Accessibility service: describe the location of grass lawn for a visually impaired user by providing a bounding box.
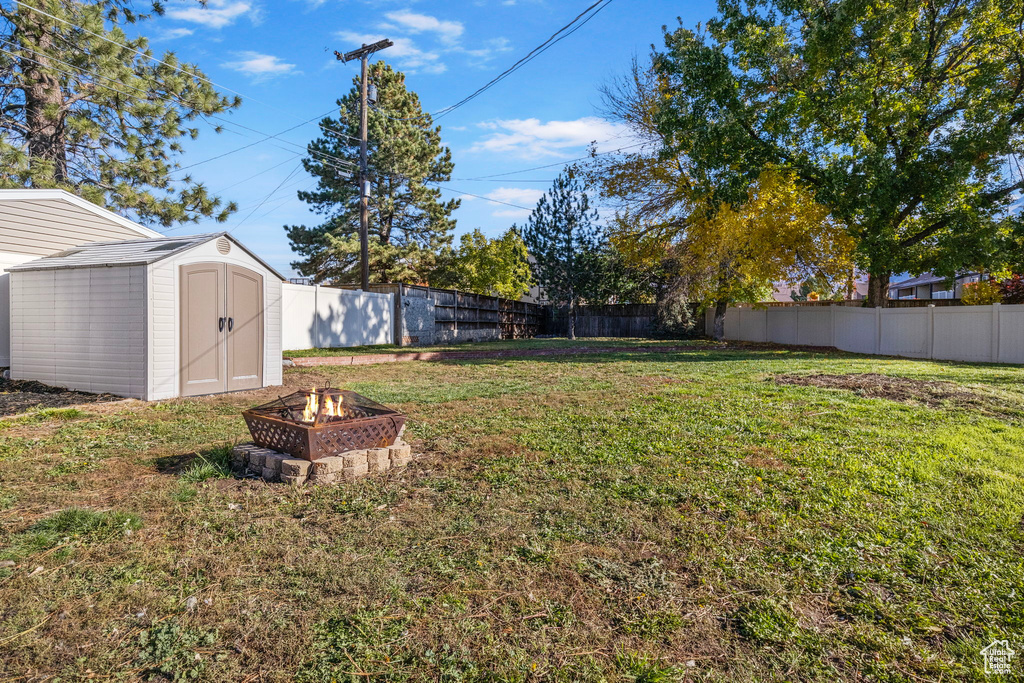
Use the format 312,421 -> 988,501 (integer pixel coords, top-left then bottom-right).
283,337 -> 689,357
1,342 -> 1022,681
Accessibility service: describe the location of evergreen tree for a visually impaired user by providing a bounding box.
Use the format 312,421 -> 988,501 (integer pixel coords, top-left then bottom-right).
286,62 -> 458,284
0,0 -> 240,225
521,169 -> 606,339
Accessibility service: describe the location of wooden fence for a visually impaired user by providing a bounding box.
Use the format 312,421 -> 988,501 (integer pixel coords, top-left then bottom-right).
547,304 -> 657,337
337,283 -> 545,342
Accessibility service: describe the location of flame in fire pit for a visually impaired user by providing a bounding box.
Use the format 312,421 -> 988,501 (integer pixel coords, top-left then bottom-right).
301,388 -> 344,422
302,388 -> 319,422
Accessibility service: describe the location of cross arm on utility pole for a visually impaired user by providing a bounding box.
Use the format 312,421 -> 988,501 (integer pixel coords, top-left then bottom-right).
334,39 -> 394,64
333,39 -> 393,292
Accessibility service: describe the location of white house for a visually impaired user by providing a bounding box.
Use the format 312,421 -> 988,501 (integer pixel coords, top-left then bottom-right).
888,272 -> 985,300
0,189 -> 163,367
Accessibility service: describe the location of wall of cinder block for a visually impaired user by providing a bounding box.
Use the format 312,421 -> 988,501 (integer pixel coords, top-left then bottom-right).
232,441 -> 412,485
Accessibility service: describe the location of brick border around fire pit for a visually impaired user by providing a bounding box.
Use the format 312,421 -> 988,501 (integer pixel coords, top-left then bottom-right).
231,440 -> 413,485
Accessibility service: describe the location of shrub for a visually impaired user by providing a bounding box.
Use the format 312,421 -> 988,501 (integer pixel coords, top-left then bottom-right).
1000,275 -> 1024,304
654,286 -> 700,338
961,279 -> 1003,305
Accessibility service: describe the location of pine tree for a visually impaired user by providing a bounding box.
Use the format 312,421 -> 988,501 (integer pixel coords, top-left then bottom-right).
286,62 -> 458,284
521,169 -> 606,340
0,1 -> 240,225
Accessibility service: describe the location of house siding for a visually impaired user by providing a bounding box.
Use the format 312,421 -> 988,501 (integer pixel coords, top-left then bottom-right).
0,198 -> 159,256
11,265 -> 148,397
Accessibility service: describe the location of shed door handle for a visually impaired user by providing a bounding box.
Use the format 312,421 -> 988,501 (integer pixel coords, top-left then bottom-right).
228,317 -> 234,331
219,317 -> 225,332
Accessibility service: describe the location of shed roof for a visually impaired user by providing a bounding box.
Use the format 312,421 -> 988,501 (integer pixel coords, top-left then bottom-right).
888,272 -> 978,291
6,232 -> 285,280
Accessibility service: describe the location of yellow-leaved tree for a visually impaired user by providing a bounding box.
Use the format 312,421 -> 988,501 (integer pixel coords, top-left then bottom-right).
591,59 -> 855,338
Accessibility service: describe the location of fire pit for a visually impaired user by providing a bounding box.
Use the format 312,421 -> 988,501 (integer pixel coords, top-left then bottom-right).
243,388 -> 406,461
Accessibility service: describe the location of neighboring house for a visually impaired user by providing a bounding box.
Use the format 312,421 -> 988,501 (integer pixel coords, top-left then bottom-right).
770,272 -> 869,302
0,189 -> 163,367
887,272 -> 984,300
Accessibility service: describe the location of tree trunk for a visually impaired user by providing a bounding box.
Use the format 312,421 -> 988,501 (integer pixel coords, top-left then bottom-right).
20,7 -> 68,183
712,299 -> 728,340
567,296 -> 577,340
846,267 -> 855,300
866,272 -> 891,307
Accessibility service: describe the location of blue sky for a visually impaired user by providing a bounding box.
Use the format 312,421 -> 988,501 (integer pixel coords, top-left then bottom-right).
140,0 -> 717,277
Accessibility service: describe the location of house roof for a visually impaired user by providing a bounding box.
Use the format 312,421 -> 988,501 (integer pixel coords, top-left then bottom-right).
6,232 -> 286,280
0,189 -> 163,239
888,272 -> 977,291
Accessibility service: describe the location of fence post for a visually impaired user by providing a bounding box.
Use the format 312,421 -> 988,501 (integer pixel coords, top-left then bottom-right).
992,303 -> 1001,363
313,285 -> 321,349
927,304 -> 935,359
875,306 -> 883,355
829,304 -> 836,347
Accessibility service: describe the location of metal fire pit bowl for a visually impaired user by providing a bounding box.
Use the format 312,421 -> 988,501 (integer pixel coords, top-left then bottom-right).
242,388 -> 406,461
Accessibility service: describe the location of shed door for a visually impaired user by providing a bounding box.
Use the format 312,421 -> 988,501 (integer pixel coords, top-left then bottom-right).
179,263 -> 264,397
226,265 -> 264,392
180,263 -> 225,396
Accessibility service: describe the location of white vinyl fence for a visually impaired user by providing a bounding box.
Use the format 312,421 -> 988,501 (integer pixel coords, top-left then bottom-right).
282,283 -> 393,350
706,303 -> 1024,364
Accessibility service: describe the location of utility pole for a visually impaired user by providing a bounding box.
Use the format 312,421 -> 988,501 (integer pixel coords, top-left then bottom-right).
335,39 -> 393,292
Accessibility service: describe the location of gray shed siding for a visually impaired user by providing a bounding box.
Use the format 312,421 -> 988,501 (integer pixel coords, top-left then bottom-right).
1,251 -> 36,366
10,266 -> 148,397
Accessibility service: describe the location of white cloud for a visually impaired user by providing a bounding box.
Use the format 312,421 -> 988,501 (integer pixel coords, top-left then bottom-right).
166,1 -> 255,29
157,27 -> 195,40
470,117 -> 633,159
336,31 -> 446,74
223,51 -> 298,79
382,10 -> 464,45
484,187 -> 544,218
461,37 -> 513,60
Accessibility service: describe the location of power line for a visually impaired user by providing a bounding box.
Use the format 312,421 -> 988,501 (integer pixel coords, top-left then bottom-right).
433,0 -> 613,121
0,41 -> 357,177
229,162 -> 304,235
451,178 -> 555,183
369,0 -> 614,123
11,0 -> 292,120
453,141 -> 649,181
210,153 -> 304,194
427,183 -> 534,211
9,0 -> 362,146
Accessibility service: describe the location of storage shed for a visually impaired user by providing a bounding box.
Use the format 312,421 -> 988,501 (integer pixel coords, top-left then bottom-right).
0,189 -> 164,366
7,232 -> 284,400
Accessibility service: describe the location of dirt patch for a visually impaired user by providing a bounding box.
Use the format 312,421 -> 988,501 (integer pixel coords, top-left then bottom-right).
773,372 -> 980,408
0,377 -> 121,417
